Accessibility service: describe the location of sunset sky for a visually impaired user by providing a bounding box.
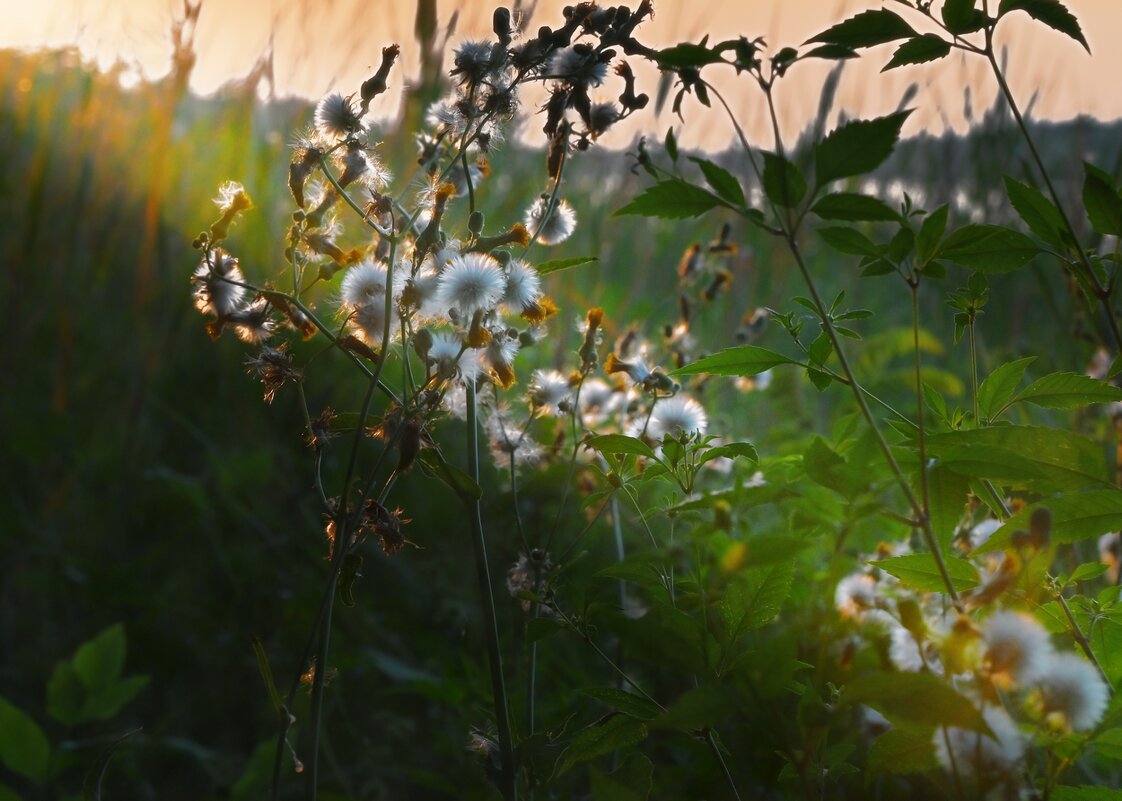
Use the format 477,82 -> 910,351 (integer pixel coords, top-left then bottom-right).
4,0 -> 1118,150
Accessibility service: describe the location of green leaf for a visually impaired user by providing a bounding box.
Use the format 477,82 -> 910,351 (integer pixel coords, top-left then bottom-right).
652,685 -> 730,731
924,426 -> 1111,492
998,0 -> 1090,52
1083,162 -> 1122,236
882,34 -> 951,71
870,553 -> 980,592
47,661 -> 84,726
1070,562 -> 1109,583
670,346 -> 801,377
1012,371 -> 1122,409
928,465 -> 969,551
937,224 -> 1040,273
587,434 -> 657,460
761,152 -> 806,208
818,226 -> 882,257
690,157 -> 745,206
589,753 -> 653,801
803,437 -> 865,498
719,559 -> 796,640
416,450 -> 482,500
1093,728 -> 1122,760
81,675 -> 149,721
1004,175 -> 1066,246
73,623 -> 127,694
655,43 -> 727,69
614,179 -> 727,219
0,695 -> 50,781
252,637 -> 283,715
0,783 -> 21,801
1092,617 -> 1122,685
811,192 -> 900,221
942,0 -> 987,34
974,489 -> 1122,553
537,256 -> 598,276
977,356 -> 1036,420
664,128 -> 679,162
917,204 -> 950,263
843,672 -> 986,731
699,442 -> 758,466
555,715 -> 648,776
814,111 -> 912,187
867,726 -> 939,776
805,9 -> 917,49
577,688 -> 662,721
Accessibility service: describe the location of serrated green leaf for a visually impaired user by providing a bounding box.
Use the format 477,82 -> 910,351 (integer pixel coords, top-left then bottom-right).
614,179 -> 727,219
819,226 -> 882,257
811,192 -> 900,221
587,434 -> 656,459
867,726 -> 939,776
1004,175 -> 1066,246
719,559 -> 795,640
924,425 -> 1111,492
937,224 -> 1040,272
1083,162 -> 1122,236
882,34 -> 952,71
928,465 -> 969,551
1092,728 -> 1122,760
537,256 -> 598,275
942,0 -> 987,34
417,450 -> 482,499
690,157 -> 745,206
805,9 -> 917,49
0,695 -> 50,781
870,553 -> 980,592
998,0 -> 1089,52
761,152 -> 805,208
1091,617 -> 1122,685
73,623 -> 127,694
555,715 -> 648,776
918,205 -> 950,263
699,442 -> 758,466
577,688 -> 662,721
974,490 -> 1122,553
1070,562 -> 1110,583
814,111 -> 912,187
977,357 -> 1036,420
1011,371 -> 1122,409
655,43 -> 727,69
47,660 -> 84,726
843,672 -> 986,731
670,346 -> 801,377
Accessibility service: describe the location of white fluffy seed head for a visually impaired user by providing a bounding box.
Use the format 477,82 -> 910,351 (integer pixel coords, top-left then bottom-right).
648,395 -> 708,439
502,259 -> 542,312
983,611 -> 1054,686
935,706 -> 1025,782
314,93 -> 362,140
1034,652 -> 1109,731
528,369 -> 572,415
429,332 -> 481,383
524,197 -> 576,246
193,249 -> 246,317
435,253 -> 506,316
547,46 -> 608,86
835,573 -> 878,620
340,261 -> 389,310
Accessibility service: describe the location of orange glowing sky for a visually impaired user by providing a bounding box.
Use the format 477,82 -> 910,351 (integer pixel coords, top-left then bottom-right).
4,0 -> 1120,149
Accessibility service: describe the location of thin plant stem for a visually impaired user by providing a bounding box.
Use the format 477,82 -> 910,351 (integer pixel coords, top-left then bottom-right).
911,282 -> 931,518
968,316 -> 981,424
466,381 -> 517,801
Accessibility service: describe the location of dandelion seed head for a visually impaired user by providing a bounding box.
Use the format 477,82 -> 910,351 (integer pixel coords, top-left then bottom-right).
429,332 -> 481,383
213,180 -> 251,213
547,46 -> 607,86
340,261 -> 389,310
502,259 -> 542,313
983,611 -> 1053,686
230,297 -> 275,343
528,369 -> 572,415
835,573 -> 878,620
436,253 -> 507,316
524,197 -> 576,246
648,395 -> 708,439
1034,652 -> 1109,731
487,410 -> 542,471
192,249 -> 246,317
314,93 -> 362,140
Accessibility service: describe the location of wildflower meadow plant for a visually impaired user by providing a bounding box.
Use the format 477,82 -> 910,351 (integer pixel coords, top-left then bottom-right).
190,1 -> 1122,799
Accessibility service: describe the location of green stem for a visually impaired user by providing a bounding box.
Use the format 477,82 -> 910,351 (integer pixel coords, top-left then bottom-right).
911,282 -> 931,519
968,315 -> 981,424
466,381 -> 517,801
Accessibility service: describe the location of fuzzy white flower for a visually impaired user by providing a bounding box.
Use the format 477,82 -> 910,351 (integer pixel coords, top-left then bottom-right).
935,706 -> 1024,782
969,518 -> 1002,550
429,332 -> 481,383
648,395 -> 708,439
982,611 -> 1053,686
340,260 -> 389,309
230,297 -> 275,343
487,410 -> 542,471
528,369 -> 572,415
835,573 -> 878,620
547,46 -> 608,86
524,197 -> 576,246
1034,652 -> 1109,731
485,334 -> 521,389
314,93 -> 361,140
435,253 -> 506,317
502,259 -> 543,313
888,626 -> 926,672
193,249 -> 245,317
213,180 -> 251,213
